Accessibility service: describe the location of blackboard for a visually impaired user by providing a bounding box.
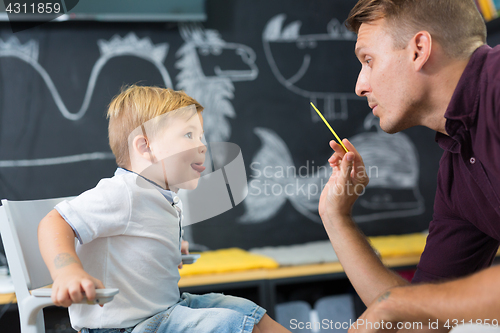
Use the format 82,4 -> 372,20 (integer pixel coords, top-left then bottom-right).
1,0 -> 490,252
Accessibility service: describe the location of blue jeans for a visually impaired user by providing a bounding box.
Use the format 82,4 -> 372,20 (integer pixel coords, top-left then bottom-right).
83,329 -> 133,333
82,292 -> 266,333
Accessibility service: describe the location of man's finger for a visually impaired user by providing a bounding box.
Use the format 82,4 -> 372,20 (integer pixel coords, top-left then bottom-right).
329,154 -> 343,168
340,152 -> 355,183
343,139 -> 364,165
330,140 -> 346,155
343,138 -> 368,178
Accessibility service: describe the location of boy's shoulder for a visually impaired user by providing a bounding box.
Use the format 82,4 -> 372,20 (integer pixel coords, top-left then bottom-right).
90,169 -> 167,207
70,169 -> 144,205
110,168 -> 160,194
94,168 -> 150,190
61,169 -> 162,217
93,169 -> 135,193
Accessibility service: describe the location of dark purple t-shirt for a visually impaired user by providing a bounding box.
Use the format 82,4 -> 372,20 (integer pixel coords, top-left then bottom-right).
412,45 -> 500,283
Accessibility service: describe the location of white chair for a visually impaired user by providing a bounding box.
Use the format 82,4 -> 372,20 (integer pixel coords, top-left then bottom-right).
0,197 -> 118,333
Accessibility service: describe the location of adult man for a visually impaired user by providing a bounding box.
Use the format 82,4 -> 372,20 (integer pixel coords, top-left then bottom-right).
319,0 -> 500,331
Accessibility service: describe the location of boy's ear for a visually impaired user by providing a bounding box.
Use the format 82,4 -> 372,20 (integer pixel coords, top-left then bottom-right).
133,135 -> 154,162
410,31 -> 432,72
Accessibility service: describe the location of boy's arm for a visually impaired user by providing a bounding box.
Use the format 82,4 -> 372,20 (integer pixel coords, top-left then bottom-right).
38,209 -> 104,307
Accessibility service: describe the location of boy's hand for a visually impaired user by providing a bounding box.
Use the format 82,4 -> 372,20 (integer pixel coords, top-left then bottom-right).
178,240 -> 190,269
319,139 -> 369,222
51,265 -> 105,307
180,240 -> 190,255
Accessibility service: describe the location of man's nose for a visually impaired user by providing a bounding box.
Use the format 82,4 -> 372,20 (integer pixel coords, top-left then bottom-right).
355,70 -> 371,97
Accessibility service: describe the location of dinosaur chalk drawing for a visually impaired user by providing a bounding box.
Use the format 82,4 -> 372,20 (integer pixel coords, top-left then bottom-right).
174,24 -> 258,249
263,14 -> 361,122
239,14 -> 425,225
176,23 -> 257,156
0,32 -> 172,167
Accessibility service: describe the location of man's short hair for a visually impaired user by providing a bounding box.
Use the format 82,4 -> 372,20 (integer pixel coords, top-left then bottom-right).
346,0 -> 487,59
107,85 -> 204,168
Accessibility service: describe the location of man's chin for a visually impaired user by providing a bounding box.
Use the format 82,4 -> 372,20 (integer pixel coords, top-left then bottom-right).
379,119 -> 405,134
380,125 -> 398,134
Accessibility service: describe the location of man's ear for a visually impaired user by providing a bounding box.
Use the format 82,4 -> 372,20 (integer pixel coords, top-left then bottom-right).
410,31 -> 432,71
132,135 -> 154,163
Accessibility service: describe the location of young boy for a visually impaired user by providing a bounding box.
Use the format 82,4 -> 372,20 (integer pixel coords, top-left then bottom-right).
38,85 -> 289,333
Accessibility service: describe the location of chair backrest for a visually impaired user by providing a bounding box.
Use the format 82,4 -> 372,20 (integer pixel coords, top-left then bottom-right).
0,197 -> 73,293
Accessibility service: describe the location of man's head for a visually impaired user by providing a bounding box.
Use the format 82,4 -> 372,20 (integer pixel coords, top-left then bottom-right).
347,0 -> 486,60
347,0 -> 486,133
108,85 -> 206,191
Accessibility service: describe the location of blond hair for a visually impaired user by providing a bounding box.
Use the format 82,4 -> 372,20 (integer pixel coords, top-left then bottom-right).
346,0 -> 486,59
107,85 -> 204,168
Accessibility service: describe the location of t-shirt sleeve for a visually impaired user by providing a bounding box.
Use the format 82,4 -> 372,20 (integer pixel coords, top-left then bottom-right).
55,178 -> 131,244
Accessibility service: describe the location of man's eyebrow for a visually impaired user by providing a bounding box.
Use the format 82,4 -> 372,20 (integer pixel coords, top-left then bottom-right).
354,46 -> 365,57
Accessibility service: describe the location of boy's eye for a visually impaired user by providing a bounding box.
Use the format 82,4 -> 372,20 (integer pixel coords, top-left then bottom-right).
185,132 -> 193,139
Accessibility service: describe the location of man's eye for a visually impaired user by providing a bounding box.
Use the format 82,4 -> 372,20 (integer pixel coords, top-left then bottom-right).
185,132 -> 193,139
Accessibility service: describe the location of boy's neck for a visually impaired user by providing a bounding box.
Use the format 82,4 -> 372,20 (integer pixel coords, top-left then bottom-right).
122,167 -> 176,193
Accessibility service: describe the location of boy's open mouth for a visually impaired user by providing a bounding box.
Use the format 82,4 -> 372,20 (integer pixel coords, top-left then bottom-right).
191,163 -> 206,173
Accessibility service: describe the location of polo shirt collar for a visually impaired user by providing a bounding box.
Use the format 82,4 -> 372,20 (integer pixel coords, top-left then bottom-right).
436,45 -> 491,153
114,167 -> 179,205
443,45 -> 490,135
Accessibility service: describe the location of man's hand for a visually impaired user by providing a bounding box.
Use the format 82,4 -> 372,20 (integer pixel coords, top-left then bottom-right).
178,240 -> 190,269
51,259 -> 105,307
317,139 -> 408,305
319,139 -> 369,221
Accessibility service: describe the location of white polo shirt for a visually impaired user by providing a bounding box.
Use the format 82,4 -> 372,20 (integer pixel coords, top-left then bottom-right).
55,169 -> 183,330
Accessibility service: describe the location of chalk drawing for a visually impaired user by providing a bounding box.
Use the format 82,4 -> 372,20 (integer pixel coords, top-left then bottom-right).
0,152 -> 115,168
176,23 -> 257,146
174,23 -> 258,250
349,114 -> 425,222
0,33 -> 172,121
240,114 -> 424,224
263,14 -> 361,122
240,127 -> 325,224
0,32 -> 172,167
